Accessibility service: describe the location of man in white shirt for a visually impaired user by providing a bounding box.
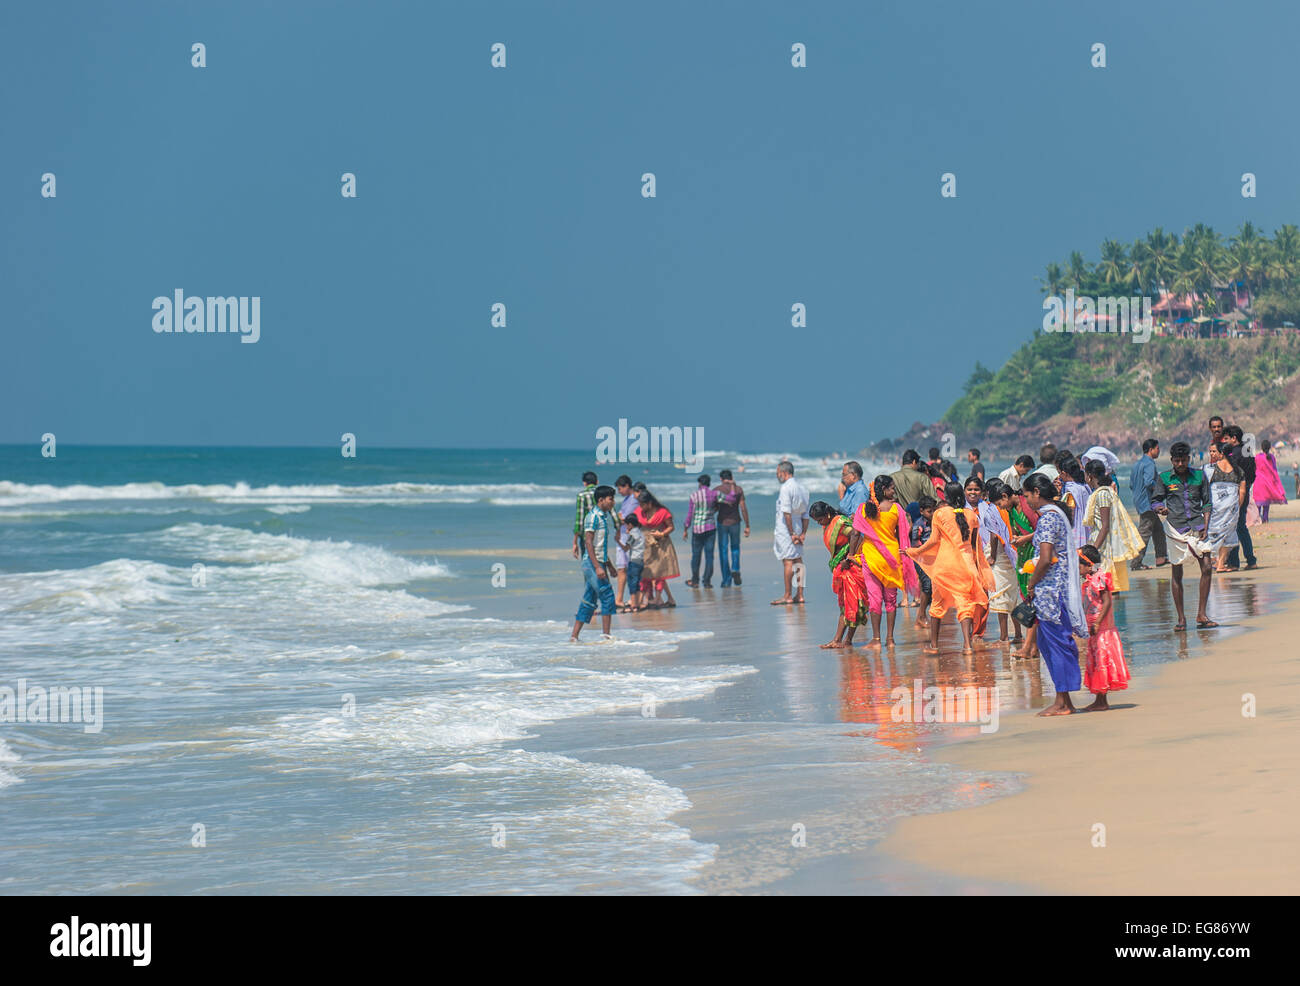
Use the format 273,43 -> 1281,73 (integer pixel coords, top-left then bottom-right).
998,454 -> 1035,492
772,460 -> 810,605
1025,443 -> 1060,483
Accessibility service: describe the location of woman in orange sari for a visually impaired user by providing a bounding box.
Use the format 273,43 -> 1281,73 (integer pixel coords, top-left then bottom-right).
905,481 -> 993,655
852,475 -> 920,650
810,501 -> 868,648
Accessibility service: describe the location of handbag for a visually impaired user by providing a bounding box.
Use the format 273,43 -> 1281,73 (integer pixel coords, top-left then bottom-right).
1011,600 -> 1037,628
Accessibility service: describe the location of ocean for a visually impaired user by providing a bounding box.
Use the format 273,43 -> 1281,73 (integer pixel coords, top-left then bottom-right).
0,446 -> 1273,894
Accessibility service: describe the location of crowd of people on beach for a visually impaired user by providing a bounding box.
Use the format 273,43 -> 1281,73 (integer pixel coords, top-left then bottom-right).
567,420 -> 1288,718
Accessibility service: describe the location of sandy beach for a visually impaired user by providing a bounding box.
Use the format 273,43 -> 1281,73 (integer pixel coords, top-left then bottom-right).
879,502 -> 1300,895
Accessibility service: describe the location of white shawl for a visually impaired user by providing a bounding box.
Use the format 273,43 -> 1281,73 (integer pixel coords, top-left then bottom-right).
1041,502 -> 1088,638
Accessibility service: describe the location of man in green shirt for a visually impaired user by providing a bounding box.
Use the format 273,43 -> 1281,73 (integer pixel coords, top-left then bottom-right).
890,450 -> 934,513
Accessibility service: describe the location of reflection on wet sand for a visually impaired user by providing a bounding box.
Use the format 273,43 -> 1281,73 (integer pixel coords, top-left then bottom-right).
836,573 -> 1275,752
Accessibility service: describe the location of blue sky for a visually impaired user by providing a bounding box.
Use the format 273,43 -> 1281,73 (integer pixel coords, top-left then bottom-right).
4,0 -> 1298,450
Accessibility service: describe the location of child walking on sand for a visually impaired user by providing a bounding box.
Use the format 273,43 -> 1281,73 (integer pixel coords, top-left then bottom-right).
620,514 -> 647,612
1079,545 -> 1130,710
910,496 -> 936,628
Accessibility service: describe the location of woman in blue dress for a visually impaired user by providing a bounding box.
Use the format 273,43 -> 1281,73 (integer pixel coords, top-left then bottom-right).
1023,473 -> 1088,716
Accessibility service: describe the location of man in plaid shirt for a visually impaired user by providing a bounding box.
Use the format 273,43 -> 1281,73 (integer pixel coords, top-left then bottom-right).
682,474 -> 719,587
572,471 -> 598,557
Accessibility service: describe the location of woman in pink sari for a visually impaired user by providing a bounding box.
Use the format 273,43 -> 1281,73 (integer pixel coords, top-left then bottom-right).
1253,439 -> 1288,522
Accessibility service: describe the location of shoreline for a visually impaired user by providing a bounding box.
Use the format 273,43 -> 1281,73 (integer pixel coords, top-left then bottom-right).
875,506 -> 1300,895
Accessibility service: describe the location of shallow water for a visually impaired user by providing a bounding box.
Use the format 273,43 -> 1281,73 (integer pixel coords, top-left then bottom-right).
0,446 -> 1281,893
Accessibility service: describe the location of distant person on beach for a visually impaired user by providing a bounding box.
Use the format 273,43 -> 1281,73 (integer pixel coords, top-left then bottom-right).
682,474 -> 719,587
810,501 -> 867,648
998,454 -> 1033,493
1207,415 -> 1225,461
905,481 -> 992,656
1079,545 -> 1130,711
1027,443 -> 1059,483
572,471 -> 598,558
1129,439 -> 1167,570
1083,459 -> 1143,593
613,475 -> 639,608
988,481 -> 1028,647
772,461 -> 811,605
1021,473 -> 1085,716
1152,442 -> 1215,631
635,491 -> 679,608
1206,442 -> 1244,573
909,495 -> 938,625
1253,439 -> 1288,521
1006,484 -> 1038,659
890,450 -> 934,518
975,478 -> 1018,645
714,469 -> 750,586
852,475 -> 919,649
838,461 -> 868,515
570,485 -> 620,642
966,448 -> 985,482
1055,452 -> 1092,548
1220,425 -> 1257,571
925,461 -> 947,495
620,514 -> 646,612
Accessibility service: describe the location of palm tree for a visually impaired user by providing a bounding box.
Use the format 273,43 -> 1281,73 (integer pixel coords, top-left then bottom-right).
1039,262 -> 1065,297
1097,239 -> 1129,288
1128,238 -> 1152,292
1145,227 -> 1179,299
1067,250 -> 1092,293
1228,222 -> 1264,307
1223,241 -> 1257,310
1267,225 -> 1300,286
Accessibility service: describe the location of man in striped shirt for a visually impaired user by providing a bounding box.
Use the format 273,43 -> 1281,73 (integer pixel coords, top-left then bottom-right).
572,471 -> 598,558
571,485 -> 621,642
682,474 -> 719,587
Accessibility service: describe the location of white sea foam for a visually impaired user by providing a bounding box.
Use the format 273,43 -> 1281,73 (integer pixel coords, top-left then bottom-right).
135,523 -> 453,584
237,662 -> 748,756
0,479 -> 575,508
0,739 -> 21,789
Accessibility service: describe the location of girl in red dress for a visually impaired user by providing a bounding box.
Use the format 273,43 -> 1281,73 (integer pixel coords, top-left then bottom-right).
1079,545 -> 1130,710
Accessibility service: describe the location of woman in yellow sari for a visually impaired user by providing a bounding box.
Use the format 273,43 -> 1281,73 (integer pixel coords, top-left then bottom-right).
852,476 -> 920,650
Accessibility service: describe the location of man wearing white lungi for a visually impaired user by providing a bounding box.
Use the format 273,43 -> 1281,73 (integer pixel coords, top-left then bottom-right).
772,460 -> 810,605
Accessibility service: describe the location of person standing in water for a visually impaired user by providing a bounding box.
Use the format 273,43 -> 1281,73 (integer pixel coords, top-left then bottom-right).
1022,473 -> 1086,717
905,482 -> 992,656
714,469 -> 750,586
772,461 -> 811,605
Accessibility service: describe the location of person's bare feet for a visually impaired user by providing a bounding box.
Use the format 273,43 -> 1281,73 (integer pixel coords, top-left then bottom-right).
922,646 -> 940,655
819,640 -> 845,649
1083,697 -> 1110,711
885,638 -> 896,648
913,620 -> 927,630
1037,706 -> 1073,716
864,640 -> 882,650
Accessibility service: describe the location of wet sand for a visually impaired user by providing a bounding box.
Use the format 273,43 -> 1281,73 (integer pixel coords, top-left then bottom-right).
507,497 -> 1277,893
879,502 -> 1300,894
